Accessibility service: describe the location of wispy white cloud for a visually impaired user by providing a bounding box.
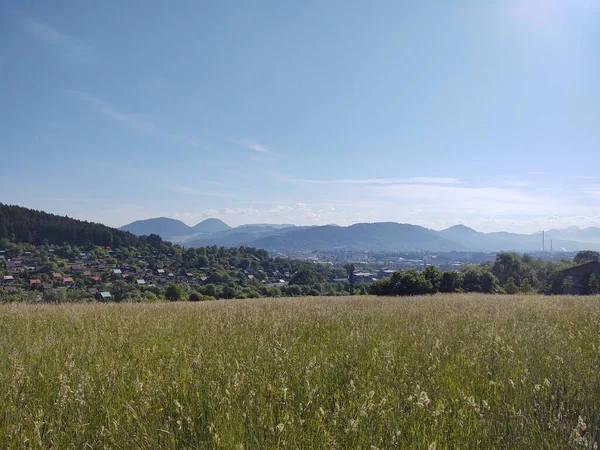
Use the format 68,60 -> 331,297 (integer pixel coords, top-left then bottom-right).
21,18 -> 93,61
214,203 -> 375,226
66,89 -> 200,146
368,183 -> 549,217
221,207 -> 260,216
268,205 -> 294,214
229,137 -> 277,156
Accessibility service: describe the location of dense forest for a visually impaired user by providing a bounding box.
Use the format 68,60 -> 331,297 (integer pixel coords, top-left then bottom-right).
0,203 -> 142,248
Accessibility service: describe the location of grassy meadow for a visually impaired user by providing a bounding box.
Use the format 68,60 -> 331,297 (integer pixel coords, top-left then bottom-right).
1,295 -> 600,449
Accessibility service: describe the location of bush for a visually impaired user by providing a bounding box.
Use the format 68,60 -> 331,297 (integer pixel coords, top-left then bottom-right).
165,284 -> 187,301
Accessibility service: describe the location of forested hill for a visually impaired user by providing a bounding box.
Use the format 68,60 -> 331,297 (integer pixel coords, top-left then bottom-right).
0,203 -> 141,248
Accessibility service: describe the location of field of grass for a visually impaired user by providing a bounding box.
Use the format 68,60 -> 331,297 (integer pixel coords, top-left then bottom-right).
1,295 -> 600,449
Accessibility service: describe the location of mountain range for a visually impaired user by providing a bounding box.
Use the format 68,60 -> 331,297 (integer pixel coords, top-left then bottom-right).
119,217 -> 600,253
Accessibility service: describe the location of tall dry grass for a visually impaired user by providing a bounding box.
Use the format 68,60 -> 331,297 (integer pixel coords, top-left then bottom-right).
1,295 -> 599,448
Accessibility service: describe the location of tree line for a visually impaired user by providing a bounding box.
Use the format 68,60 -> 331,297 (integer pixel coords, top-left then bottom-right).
0,203 -> 142,248
370,251 -> 599,296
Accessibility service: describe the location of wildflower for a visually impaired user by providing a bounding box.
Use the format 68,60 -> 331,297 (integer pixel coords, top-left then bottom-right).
570,416 -> 589,447
416,391 -> 431,408
465,396 -> 480,412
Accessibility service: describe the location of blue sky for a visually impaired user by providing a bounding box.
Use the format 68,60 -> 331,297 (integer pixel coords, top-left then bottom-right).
2,0 -> 600,233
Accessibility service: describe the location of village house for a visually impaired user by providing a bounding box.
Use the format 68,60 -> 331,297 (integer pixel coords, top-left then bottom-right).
97,291 -> 112,301
353,272 -> 376,283
559,261 -> 600,295
377,269 -> 397,279
6,260 -> 22,269
331,277 -> 349,283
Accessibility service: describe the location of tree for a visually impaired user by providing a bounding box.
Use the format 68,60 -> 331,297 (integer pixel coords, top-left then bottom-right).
462,269 -> 483,293
439,271 -> 463,293
201,283 -> 218,298
480,270 -> 499,294
111,280 -> 132,302
289,268 -> 319,286
206,271 -> 231,284
520,278 -> 533,294
344,263 -> 355,290
423,266 -> 442,293
574,251 -> 600,264
369,278 -> 392,296
589,274 -> 599,295
394,270 -> 432,296
492,252 -> 522,285
504,277 -> 518,295
165,284 -> 186,301
221,284 -> 238,299
562,276 -> 574,295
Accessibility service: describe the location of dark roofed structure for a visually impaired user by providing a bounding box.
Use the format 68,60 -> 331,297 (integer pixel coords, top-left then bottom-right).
559,261 -> 600,295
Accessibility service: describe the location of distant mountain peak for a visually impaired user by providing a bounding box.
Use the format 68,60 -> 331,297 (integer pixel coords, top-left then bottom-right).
191,218 -> 231,233
119,217 -> 191,238
440,224 -> 478,234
